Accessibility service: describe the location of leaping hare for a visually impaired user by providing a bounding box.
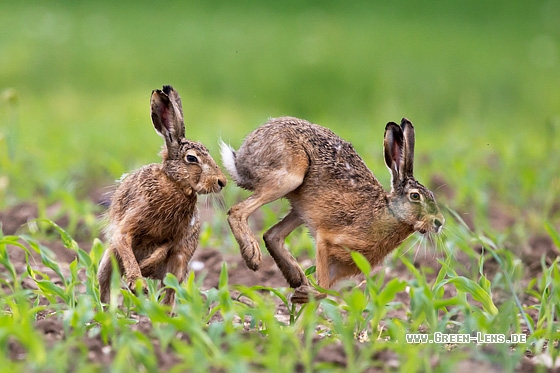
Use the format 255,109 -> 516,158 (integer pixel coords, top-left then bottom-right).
221,117 -> 444,303
98,85 -> 227,306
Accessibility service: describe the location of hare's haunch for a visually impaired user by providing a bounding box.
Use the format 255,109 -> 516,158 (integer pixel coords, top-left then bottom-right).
221,117 -> 444,303
98,85 -> 227,307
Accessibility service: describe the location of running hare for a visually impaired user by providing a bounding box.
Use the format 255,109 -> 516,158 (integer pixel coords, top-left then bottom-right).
221,117 -> 444,303
98,85 -> 227,306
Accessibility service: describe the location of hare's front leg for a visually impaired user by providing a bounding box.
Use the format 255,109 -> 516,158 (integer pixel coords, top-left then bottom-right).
139,244 -> 171,276
290,232 -> 334,304
161,235 -> 199,306
112,231 -> 147,294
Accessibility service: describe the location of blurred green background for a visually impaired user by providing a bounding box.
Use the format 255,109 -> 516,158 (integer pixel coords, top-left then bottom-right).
1,0 -> 559,236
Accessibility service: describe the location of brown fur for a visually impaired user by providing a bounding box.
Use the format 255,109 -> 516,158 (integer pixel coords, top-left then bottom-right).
221,116 -> 444,303
98,85 -> 227,307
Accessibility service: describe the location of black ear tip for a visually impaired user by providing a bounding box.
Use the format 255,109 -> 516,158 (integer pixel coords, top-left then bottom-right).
400,118 -> 414,127
385,121 -> 399,130
162,85 -> 174,95
151,89 -> 171,105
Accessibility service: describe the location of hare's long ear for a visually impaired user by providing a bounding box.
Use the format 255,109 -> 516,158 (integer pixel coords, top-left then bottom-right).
162,85 -> 184,119
150,86 -> 185,158
400,118 -> 415,178
384,122 -> 405,191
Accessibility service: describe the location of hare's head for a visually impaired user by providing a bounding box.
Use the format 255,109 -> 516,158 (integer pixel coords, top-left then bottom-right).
384,118 -> 444,234
150,85 -> 227,194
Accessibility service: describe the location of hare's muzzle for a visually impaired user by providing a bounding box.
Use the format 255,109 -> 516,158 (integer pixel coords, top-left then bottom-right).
433,217 -> 444,234
208,174 -> 227,193
195,174 -> 227,194
217,176 -> 227,191
414,214 -> 445,235
429,213 -> 445,234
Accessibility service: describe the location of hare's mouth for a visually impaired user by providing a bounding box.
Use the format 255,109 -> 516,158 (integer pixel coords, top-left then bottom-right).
196,185 -> 223,195
195,177 -> 226,195
414,219 -> 443,235
414,221 -> 429,234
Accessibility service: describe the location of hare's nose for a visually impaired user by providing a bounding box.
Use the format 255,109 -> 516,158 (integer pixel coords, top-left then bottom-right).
433,217 -> 444,233
217,177 -> 227,190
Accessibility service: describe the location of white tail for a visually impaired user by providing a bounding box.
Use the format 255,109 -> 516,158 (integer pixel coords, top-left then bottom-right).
219,140 -> 240,184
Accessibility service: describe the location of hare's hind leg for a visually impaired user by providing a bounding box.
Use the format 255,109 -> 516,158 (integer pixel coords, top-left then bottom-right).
97,246 -> 124,303
263,209 -> 307,288
228,173 -> 305,271
264,210 -> 326,304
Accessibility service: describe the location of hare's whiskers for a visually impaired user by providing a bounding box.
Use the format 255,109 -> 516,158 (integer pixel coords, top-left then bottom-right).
402,234 -> 422,258
211,193 -> 227,212
413,236 -> 422,261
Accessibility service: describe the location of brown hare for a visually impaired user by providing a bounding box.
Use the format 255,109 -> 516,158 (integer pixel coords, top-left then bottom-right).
98,85 -> 227,306
221,116 -> 444,303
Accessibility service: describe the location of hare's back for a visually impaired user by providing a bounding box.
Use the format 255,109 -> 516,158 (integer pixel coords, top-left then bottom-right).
237,116 -> 350,164
233,117 -> 320,190
235,117 -> 378,192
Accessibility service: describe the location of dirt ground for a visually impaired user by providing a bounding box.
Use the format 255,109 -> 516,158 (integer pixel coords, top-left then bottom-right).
1,199 -> 558,372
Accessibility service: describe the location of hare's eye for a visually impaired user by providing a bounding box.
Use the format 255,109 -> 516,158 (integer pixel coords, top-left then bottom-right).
410,192 -> 421,201
186,155 -> 199,163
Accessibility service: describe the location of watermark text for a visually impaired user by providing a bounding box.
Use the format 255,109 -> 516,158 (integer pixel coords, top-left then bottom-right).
405,332 -> 526,344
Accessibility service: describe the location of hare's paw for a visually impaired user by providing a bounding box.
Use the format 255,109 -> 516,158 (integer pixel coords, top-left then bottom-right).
240,238 -> 262,271
127,277 -> 149,296
290,285 -> 327,304
161,288 -> 176,307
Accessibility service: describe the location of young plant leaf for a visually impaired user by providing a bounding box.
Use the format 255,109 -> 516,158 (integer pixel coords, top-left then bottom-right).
448,276 -> 498,316
351,251 -> 371,276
